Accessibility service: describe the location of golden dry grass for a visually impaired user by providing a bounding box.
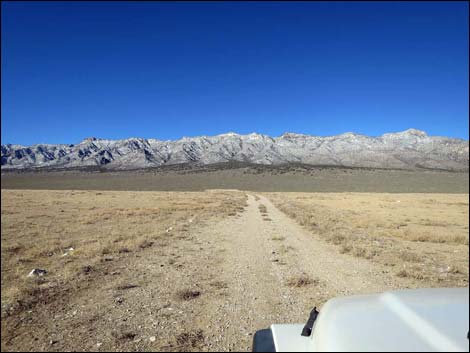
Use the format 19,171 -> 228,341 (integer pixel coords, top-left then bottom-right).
271,236 -> 285,241
258,204 -> 268,214
266,192 -> 469,287
0,189 -> 247,316
286,274 -> 319,288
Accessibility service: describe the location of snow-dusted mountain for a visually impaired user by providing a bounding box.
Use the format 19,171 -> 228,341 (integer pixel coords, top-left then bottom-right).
1,129 -> 468,171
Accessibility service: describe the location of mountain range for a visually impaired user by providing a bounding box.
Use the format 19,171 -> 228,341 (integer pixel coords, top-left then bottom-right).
1,129 -> 468,171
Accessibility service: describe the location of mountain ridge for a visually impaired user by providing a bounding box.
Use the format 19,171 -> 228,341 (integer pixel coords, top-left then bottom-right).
2,129 -> 468,171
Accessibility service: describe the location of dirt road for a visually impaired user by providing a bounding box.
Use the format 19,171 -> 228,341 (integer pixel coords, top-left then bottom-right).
190,194 -> 416,351
2,192 -> 420,352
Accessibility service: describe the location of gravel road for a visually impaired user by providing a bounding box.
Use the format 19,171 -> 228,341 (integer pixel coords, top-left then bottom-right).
193,194 -> 415,351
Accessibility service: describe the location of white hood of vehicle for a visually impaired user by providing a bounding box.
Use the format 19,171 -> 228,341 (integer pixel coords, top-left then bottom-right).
271,287 -> 469,352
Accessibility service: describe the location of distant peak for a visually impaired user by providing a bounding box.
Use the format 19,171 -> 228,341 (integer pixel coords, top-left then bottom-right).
80,137 -> 99,143
218,132 -> 239,137
280,132 -> 308,138
247,132 -> 265,138
402,128 -> 427,136
382,129 -> 428,138
339,132 -> 362,137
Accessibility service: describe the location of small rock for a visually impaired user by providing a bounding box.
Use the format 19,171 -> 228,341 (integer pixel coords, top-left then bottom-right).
96,342 -> 102,347
61,247 -> 75,257
82,265 -> 93,273
149,336 -> 156,342
27,268 -> 47,277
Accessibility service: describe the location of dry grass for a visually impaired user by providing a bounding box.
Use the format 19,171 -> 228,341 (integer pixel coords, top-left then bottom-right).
398,250 -> 421,263
287,274 -> 318,287
176,289 -> 201,301
258,204 -> 268,214
175,330 -> 205,350
209,281 -> 228,290
279,245 -> 295,254
266,192 -> 469,287
396,266 -> 428,280
406,232 -> 468,245
1,189 -> 246,317
271,236 -> 285,241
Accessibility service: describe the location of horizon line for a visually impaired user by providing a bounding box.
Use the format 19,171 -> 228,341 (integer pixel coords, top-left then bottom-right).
2,128 -> 469,147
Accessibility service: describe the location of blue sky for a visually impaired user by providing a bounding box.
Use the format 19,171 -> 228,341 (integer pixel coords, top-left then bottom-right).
1,1 -> 468,145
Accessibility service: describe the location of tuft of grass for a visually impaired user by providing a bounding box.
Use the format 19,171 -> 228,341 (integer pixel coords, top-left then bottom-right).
278,245 -> 295,254
351,246 -> 380,260
328,233 -> 346,245
287,274 -> 318,288
116,284 -> 139,290
176,330 -> 205,349
396,269 -> 410,278
271,236 -> 285,241
395,267 -> 427,280
176,289 -> 201,300
352,246 -> 367,258
209,281 -> 228,290
258,204 -> 268,214
112,331 -> 136,341
339,244 -> 352,254
139,240 -> 154,249
398,251 -> 421,263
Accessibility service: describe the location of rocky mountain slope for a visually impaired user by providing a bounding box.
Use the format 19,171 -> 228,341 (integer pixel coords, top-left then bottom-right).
1,129 -> 468,171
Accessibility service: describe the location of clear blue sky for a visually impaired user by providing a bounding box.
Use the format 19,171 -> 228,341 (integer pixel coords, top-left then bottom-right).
1,1 -> 468,145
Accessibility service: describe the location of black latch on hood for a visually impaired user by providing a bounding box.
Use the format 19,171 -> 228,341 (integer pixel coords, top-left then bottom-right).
301,307 -> 319,337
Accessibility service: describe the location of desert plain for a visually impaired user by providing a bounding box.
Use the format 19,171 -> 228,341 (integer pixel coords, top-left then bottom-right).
1,166 -> 468,351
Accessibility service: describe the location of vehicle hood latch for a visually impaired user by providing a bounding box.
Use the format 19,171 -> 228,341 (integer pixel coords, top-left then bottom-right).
301,307 -> 319,337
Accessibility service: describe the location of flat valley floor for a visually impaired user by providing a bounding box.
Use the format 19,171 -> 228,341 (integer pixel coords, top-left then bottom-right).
2,165 -> 469,193
1,167 -> 469,351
